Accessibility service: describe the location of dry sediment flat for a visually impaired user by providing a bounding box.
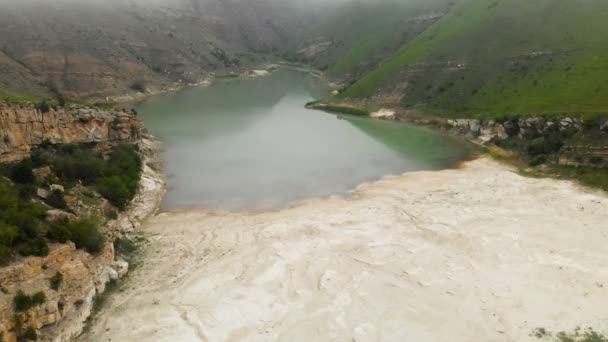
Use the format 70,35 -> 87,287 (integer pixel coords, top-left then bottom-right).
84,158 -> 608,342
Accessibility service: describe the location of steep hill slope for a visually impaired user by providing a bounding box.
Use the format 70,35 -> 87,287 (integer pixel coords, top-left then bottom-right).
342,0 -> 608,117
287,0 -> 455,81
0,0 -> 320,100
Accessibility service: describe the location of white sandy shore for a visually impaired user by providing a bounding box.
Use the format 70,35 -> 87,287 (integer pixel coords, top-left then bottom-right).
83,158 -> 608,342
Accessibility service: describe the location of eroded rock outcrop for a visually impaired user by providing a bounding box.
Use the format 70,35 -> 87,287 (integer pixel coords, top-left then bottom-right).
0,103 -> 144,163
0,104 -> 165,342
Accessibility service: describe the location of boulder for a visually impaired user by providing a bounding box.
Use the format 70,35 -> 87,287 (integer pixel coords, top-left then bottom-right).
503,120 -> 519,136
47,209 -> 77,222
601,120 -> 608,132
560,117 -> 574,127
469,120 -> 481,134
495,124 -> 509,140
50,184 -> 65,193
37,188 -> 50,199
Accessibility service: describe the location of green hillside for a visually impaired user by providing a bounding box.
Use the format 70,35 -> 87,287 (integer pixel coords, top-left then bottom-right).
342,0 -> 608,117
286,0 -> 454,78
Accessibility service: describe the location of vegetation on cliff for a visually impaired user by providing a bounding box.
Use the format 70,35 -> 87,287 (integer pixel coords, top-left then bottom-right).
0,143 -> 142,264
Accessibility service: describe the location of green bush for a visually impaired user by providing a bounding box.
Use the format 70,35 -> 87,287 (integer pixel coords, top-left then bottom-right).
67,219 -> 104,254
13,291 -> 45,312
50,272 -> 63,290
23,326 -> 38,341
19,237 -> 49,257
47,222 -> 72,243
45,190 -> 67,209
1,144 -> 141,261
582,114 -> 602,131
31,292 -> 46,306
97,176 -> 131,209
52,147 -> 104,184
529,155 -> 547,167
0,244 -> 11,264
527,137 -> 547,156
48,144 -> 141,210
9,160 -> 35,184
0,179 -> 48,260
590,156 -> 603,165
47,218 -> 104,254
96,145 -> 142,209
14,291 -> 32,311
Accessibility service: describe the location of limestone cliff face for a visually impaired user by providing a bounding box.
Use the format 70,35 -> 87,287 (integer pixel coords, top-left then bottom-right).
0,103 -> 144,163
0,243 -> 121,342
0,103 -> 165,342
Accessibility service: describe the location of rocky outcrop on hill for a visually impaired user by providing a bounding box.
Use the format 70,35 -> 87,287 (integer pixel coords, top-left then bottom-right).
395,113 -> 607,168
0,103 -> 144,163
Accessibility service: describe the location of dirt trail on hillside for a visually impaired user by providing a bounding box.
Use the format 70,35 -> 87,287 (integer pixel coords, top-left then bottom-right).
83,158 -> 608,342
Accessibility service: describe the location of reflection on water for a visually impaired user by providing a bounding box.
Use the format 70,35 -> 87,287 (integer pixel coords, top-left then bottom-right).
136,69 -> 471,211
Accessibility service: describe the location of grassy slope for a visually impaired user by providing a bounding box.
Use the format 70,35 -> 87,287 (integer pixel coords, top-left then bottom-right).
342,0 -> 608,118
288,0 -> 453,77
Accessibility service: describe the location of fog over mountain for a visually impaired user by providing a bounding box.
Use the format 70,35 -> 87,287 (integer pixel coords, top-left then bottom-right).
0,0 -> 333,98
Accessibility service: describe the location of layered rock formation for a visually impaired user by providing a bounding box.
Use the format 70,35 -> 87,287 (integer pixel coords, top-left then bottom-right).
0,104 -> 165,342
0,103 -> 144,163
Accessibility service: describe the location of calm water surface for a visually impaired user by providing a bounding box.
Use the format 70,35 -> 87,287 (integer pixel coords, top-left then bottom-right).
136,70 -> 471,211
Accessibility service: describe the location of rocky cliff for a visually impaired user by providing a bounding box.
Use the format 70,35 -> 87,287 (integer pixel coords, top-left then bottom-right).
0,104 -> 165,342
0,103 -> 144,163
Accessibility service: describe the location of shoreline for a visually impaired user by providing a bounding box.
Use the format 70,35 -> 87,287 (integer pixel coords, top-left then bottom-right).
81,157 -> 608,341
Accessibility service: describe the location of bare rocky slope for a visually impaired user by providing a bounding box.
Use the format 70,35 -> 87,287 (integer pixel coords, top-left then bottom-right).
0,0 -> 328,100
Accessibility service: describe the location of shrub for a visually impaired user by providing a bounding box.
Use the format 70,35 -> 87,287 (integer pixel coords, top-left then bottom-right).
0,223 -> 18,246
582,114 -> 601,131
527,137 -> 547,156
19,237 -> 49,257
45,190 -> 67,209
529,155 -> 547,167
0,244 -> 11,264
52,147 -> 104,184
36,101 -> 50,114
14,291 -> 33,312
97,176 -> 131,209
23,326 -> 37,341
130,81 -> 146,93
50,272 -> 63,290
47,222 -> 72,243
0,179 -> 49,260
590,156 -> 603,165
47,218 -> 104,254
97,144 -> 142,209
544,133 -> 565,153
66,218 -> 104,254
31,291 -> 46,306
9,160 -> 35,184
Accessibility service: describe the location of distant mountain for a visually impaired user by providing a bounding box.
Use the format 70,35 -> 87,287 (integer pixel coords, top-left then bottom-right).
0,0 -> 322,99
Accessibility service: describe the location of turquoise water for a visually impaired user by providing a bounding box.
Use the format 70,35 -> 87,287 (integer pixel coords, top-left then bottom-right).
136,70 -> 471,211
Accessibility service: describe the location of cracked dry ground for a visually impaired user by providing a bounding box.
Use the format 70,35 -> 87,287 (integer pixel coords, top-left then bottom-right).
83,158 -> 608,342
